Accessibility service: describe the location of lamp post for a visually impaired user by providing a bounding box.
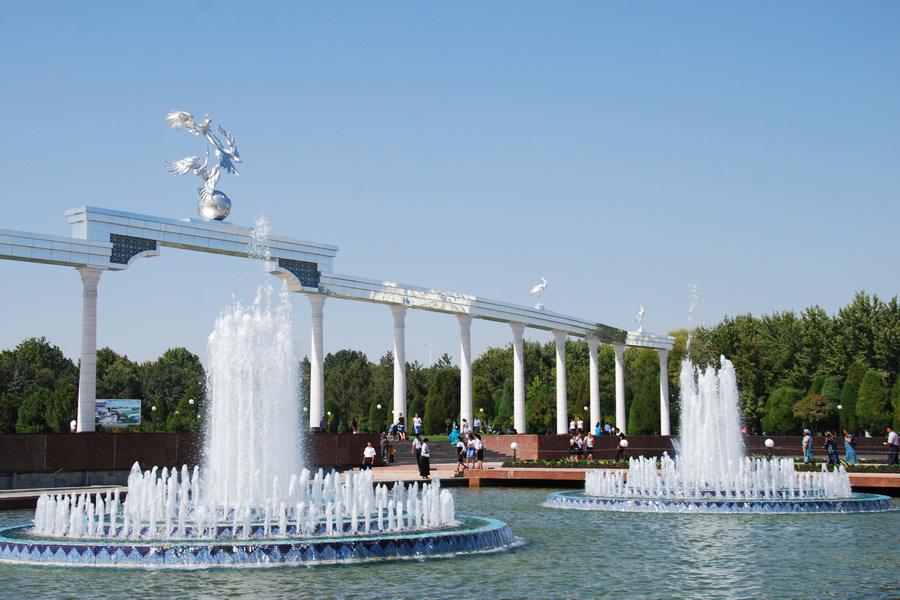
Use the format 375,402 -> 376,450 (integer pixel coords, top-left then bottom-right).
765,438 -> 775,460
510,442 -> 518,462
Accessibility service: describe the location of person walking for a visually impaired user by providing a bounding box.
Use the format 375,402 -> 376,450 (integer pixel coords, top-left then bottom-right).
413,413 -> 423,436
802,429 -> 814,463
466,434 -> 477,469
843,429 -> 858,464
885,426 -> 900,466
419,438 -> 431,479
473,416 -> 481,435
396,413 -> 407,440
362,441 -> 377,468
615,428 -> 627,462
412,433 -> 423,468
824,432 -> 840,466
585,432 -> 595,461
461,418 -> 471,436
455,435 -> 468,474
475,434 -> 484,469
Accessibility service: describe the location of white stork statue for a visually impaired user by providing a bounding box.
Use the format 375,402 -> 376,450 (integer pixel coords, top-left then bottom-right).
530,277 -> 548,310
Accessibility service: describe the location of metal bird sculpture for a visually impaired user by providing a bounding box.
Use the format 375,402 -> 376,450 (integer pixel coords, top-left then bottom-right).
164,110 -> 242,220
636,305 -> 645,332
530,277 -> 548,310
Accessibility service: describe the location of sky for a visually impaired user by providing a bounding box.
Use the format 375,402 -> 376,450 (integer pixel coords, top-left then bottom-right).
1,2 -> 898,368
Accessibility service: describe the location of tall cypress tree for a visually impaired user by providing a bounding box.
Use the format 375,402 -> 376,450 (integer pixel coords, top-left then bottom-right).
856,370 -> 891,434
839,360 -> 866,433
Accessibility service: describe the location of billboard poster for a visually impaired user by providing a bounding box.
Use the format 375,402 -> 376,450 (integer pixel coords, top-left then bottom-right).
96,399 -> 142,428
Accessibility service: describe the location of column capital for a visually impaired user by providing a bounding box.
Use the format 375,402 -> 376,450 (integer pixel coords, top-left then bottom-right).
585,335 -> 600,350
457,313 -> 473,329
307,292 -> 326,313
390,304 -> 408,320
552,329 -> 567,344
78,266 -> 103,288
657,348 -> 670,360
611,342 -> 626,356
509,322 -> 526,338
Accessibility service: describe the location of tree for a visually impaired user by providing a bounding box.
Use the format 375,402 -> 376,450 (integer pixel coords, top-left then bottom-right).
820,376 -> 842,404
141,348 -> 205,431
839,361 -> 866,433
493,378 -> 514,431
892,375 -> 900,431
525,377 -> 555,435
792,394 -> 836,432
96,348 -> 141,401
761,387 -> 802,434
323,349 -> 372,429
855,369 -> 891,434
472,375 -> 494,421
628,376 -> 660,435
424,367 -> 459,434
406,360 -> 429,427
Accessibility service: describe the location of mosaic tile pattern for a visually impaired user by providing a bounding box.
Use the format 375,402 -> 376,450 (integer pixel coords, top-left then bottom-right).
546,491 -> 897,514
110,234 -> 158,265
0,516 -> 515,569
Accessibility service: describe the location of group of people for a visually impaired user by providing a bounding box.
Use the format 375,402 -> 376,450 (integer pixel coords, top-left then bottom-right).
567,419 -> 619,437
567,427 -> 627,461
802,426 -> 900,466
453,432 -> 485,473
803,428 -> 859,465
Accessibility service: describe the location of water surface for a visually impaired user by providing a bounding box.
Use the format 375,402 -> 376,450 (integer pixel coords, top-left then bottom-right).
1,488 -> 896,600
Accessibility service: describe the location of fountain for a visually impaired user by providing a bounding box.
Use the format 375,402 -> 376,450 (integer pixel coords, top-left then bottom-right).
548,358 -> 895,514
0,244 -> 515,567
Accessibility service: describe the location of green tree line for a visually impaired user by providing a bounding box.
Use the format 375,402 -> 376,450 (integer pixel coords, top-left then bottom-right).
0,338 -> 205,433
1,291 -> 897,437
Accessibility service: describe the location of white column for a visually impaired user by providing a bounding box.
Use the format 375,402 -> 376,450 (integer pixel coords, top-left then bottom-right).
458,314 -> 473,429
553,330 -> 568,435
658,348 -> 671,436
510,322 -> 526,434
76,267 -> 103,433
587,336 -> 601,434
612,343 -> 627,434
391,305 -> 408,425
308,293 -> 326,430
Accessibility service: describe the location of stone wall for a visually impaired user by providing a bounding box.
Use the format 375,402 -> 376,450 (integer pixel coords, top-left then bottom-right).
0,433 -> 382,489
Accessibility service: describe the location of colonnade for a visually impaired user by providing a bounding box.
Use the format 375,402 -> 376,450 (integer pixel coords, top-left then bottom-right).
305,293 -> 671,435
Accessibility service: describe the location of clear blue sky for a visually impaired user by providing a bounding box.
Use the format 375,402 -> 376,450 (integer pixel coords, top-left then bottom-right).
1,2 -> 898,367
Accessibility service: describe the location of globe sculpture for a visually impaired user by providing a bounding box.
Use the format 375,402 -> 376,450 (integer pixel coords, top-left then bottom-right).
548,358 -> 895,514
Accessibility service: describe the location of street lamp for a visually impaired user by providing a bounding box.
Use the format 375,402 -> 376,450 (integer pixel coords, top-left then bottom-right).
510,441 -> 519,462
188,398 -> 194,405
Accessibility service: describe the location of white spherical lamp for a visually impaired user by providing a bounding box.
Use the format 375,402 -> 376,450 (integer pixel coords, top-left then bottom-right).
620,439 -> 629,448
765,439 -> 775,448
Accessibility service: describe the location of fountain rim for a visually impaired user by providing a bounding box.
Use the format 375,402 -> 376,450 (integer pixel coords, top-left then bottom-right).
546,490 -> 898,514
0,514 -> 518,569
